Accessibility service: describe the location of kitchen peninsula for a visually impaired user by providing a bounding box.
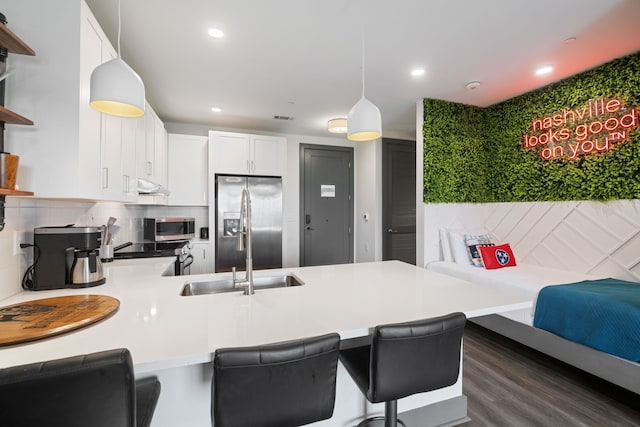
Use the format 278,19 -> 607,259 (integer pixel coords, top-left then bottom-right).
0,260 -> 531,426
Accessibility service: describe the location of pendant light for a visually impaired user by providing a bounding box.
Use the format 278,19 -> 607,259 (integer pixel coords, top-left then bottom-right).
327,118 -> 348,134
347,23 -> 381,142
90,0 -> 145,117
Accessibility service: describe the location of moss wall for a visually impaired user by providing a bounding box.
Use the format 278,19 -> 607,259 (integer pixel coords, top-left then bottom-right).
423,51 -> 640,203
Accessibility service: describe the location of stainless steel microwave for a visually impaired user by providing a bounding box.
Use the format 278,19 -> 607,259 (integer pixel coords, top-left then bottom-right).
143,218 -> 195,241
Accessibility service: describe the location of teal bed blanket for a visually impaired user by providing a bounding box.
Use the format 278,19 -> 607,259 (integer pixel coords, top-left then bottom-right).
533,278 -> 640,362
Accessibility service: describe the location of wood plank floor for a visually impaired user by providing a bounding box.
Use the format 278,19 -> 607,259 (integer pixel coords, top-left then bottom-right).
461,323 -> 640,427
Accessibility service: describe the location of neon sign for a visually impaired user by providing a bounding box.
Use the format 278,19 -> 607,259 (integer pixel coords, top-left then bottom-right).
522,97 -> 639,161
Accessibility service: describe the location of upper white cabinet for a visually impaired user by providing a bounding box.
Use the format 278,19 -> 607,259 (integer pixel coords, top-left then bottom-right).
251,135 -> 286,176
120,117 -> 138,201
4,0 -> 163,202
135,103 -> 168,205
210,131 -> 285,176
137,103 -> 167,187
167,134 -> 208,206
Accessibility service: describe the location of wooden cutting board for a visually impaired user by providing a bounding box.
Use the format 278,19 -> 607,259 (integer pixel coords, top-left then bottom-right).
0,295 -> 120,346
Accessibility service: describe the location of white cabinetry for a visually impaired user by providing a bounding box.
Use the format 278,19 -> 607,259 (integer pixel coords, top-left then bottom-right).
167,134 -> 208,206
210,131 -> 285,176
251,135 -> 286,175
136,103 -> 168,205
138,104 -> 167,186
189,241 -> 212,275
120,118 -> 138,201
4,0 -> 154,202
155,113 -> 168,187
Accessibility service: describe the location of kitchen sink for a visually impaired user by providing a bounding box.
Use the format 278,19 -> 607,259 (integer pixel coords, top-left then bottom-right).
181,274 -> 305,296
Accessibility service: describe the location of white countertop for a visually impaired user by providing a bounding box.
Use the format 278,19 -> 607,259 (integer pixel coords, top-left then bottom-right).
0,260 -> 531,373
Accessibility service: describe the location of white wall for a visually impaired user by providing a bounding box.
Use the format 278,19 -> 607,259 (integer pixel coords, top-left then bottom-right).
354,139 -> 383,262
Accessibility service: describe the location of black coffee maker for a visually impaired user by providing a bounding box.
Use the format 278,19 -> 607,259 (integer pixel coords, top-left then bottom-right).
30,226 -> 106,290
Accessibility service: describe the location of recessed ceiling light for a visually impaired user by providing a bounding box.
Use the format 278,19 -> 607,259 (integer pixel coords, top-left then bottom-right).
211,107 -> 222,113
465,81 -> 481,90
411,69 -> 425,77
535,65 -> 553,76
564,37 -> 577,44
208,28 -> 224,39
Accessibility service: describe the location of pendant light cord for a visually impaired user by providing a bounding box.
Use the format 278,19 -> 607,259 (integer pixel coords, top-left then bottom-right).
360,20 -> 365,97
117,0 -> 122,57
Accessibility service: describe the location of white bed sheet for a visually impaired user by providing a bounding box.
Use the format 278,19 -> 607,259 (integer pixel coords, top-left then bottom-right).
426,261 -> 602,325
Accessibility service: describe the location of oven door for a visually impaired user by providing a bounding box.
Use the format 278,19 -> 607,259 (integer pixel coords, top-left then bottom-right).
175,254 -> 194,276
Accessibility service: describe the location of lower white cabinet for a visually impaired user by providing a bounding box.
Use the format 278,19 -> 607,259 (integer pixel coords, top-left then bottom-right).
189,241 -> 211,275
168,134 -> 208,206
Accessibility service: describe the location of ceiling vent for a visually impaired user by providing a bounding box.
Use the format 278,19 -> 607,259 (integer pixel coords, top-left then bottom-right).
273,115 -> 294,121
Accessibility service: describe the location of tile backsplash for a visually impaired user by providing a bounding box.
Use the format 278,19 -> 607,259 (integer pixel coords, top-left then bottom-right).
0,198 -> 208,301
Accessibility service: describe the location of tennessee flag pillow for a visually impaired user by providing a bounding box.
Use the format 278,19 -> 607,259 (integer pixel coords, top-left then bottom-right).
479,243 -> 516,269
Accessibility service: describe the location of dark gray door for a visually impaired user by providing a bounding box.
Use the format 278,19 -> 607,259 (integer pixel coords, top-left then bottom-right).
300,145 -> 354,266
383,139 -> 416,265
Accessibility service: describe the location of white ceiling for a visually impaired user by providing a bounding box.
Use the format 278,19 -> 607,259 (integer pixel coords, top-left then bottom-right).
84,0 -> 640,141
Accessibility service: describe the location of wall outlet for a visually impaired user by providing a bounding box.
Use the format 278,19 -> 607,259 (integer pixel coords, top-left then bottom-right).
13,231 -> 22,255
13,231 -> 32,256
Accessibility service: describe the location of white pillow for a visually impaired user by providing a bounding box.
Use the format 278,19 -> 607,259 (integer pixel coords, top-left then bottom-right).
448,230 -> 473,265
439,228 -> 454,262
464,234 -> 495,267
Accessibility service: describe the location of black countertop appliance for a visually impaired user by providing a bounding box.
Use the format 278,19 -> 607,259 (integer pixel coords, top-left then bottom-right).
29,226 -> 106,290
113,240 -> 193,276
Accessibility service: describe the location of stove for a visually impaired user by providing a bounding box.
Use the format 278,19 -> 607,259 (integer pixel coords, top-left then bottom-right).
113,241 -> 191,259
114,240 -> 193,275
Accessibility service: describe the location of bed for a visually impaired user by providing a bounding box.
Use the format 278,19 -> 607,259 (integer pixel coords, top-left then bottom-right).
427,260 -> 640,395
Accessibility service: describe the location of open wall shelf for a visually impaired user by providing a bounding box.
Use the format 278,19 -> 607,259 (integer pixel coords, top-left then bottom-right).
0,22 -> 35,56
0,105 -> 33,125
0,189 -> 34,196
0,17 -> 36,231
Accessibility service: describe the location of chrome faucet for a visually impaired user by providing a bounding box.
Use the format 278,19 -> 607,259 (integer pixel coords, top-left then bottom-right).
234,188 -> 254,295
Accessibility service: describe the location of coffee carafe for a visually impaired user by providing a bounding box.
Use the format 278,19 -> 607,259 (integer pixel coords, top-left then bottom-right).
70,249 -> 104,287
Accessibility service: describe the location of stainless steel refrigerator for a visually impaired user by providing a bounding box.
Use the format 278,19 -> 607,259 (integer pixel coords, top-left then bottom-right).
215,175 -> 282,273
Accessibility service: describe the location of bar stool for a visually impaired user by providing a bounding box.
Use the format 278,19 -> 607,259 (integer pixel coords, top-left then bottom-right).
212,333 -> 340,427
339,312 -> 467,427
0,348 -> 161,427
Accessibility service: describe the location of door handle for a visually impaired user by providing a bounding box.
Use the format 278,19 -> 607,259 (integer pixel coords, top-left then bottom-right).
387,228 -> 397,233
305,226 -> 314,231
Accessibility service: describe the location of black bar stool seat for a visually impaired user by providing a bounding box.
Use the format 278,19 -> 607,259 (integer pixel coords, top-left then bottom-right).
212,332 -> 340,427
0,348 -> 161,427
339,313 -> 467,427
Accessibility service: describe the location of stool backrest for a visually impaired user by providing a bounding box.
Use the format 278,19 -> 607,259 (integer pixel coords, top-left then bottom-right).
0,348 -> 137,427
213,333 -> 340,427
370,312 -> 466,402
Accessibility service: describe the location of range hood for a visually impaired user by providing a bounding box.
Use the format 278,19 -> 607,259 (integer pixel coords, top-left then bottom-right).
137,178 -> 170,196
